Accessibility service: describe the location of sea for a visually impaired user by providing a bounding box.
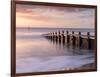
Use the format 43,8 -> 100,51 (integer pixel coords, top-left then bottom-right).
16,27 -> 95,73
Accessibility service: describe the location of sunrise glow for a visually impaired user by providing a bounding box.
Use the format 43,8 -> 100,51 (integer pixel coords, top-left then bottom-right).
16,4 -> 95,28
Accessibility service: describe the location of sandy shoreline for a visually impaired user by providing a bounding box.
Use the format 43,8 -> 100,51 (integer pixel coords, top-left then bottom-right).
79,63 -> 95,69
51,63 -> 95,71
17,54 -> 94,73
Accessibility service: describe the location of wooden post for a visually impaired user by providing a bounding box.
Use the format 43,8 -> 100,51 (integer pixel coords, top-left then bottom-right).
72,31 -> 75,46
54,32 -> 55,39
55,32 -> 57,39
52,32 -> 54,40
55,32 -> 58,43
51,32 -> 53,40
87,32 -> 90,49
58,31 -> 61,43
66,31 -> 69,44
62,31 -> 65,44
53,32 -> 56,42
53,32 -> 55,41
79,32 -> 82,48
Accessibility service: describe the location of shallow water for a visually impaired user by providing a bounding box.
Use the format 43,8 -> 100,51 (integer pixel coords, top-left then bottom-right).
16,28 -> 95,73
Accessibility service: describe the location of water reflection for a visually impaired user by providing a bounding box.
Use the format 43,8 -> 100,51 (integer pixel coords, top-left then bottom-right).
45,34 -> 94,56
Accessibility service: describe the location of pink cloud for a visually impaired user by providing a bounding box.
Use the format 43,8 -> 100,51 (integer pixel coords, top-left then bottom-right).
16,4 -> 95,28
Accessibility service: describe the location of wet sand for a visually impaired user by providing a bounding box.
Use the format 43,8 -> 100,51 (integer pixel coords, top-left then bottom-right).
52,63 -> 95,72
79,63 -> 95,69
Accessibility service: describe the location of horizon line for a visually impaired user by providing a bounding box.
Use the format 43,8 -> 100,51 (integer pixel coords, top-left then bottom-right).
16,27 -> 94,29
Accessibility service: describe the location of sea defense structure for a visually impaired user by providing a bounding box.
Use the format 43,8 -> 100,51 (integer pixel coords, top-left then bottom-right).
44,31 -> 95,50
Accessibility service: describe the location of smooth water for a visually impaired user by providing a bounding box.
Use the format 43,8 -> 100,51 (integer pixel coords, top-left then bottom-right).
16,28 -> 95,73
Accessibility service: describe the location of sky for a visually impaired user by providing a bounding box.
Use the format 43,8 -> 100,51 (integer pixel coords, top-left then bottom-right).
16,4 -> 95,28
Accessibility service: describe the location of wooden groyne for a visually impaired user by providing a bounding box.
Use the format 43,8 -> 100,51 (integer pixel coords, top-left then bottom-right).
44,31 -> 95,50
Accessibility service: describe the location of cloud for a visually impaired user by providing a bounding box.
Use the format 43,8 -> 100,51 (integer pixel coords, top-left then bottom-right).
16,4 -> 95,28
